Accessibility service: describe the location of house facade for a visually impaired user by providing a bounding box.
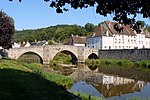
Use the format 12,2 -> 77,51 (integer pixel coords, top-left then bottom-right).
86,21 -> 150,50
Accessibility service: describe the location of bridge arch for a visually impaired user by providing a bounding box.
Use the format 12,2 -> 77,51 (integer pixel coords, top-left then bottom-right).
87,53 -> 99,59
17,51 -> 43,64
52,50 -> 78,64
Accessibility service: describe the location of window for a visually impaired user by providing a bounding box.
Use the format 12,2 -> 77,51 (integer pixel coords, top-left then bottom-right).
134,40 -> 136,43
119,46 -> 121,48
104,46 -> 107,48
131,40 -> 133,44
119,39 -> 121,43
115,39 -> 117,43
115,46 -> 117,49
128,39 -> 130,43
122,39 -> 124,43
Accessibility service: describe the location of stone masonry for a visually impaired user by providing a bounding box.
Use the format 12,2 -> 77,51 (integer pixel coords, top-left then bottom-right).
8,45 -> 99,65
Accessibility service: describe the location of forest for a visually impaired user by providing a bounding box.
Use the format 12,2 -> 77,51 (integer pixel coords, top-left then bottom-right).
13,22 -> 150,43
13,23 -> 97,43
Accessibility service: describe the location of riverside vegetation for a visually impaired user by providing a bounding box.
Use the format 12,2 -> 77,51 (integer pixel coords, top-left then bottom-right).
85,59 -> 150,71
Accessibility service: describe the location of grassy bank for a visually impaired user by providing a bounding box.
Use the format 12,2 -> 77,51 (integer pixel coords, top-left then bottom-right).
0,59 -> 79,100
85,59 -> 150,70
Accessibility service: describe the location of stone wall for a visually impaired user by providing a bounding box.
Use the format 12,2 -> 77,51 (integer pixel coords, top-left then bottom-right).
99,49 -> 150,61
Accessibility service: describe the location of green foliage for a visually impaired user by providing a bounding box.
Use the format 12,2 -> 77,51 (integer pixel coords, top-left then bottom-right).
136,21 -> 146,28
86,59 -> 150,70
85,59 -> 134,68
50,60 -> 62,70
53,53 -> 72,64
20,63 -> 43,73
85,23 -> 95,32
13,24 -> 89,43
48,40 -> 53,45
0,59 -> 29,71
0,11 -> 15,49
41,71 -> 73,89
135,60 -> 150,68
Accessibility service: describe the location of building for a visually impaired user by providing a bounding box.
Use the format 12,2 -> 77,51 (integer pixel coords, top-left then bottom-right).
12,42 -> 21,48
68,35 -> 86,46
86,21 -> 150,50
30,41 -> 48,46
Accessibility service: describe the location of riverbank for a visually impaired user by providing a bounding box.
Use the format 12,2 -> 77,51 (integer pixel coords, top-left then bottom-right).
85,59 -> 150,71
0,59 -> 80,100
0,59 -> 105,100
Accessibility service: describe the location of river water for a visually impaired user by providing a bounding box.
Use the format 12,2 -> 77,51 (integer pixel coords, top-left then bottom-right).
64,65 -> 150,100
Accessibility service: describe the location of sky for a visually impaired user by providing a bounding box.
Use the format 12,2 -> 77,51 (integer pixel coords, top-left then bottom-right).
1,0 -> 150,30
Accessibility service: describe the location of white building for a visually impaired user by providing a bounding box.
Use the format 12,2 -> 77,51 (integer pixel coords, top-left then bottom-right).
86,21 -> 150,50
12,42 -> 21,48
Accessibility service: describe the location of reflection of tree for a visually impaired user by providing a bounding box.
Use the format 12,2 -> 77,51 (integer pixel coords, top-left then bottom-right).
88,65 -> 98,71
98,67 -> 150,82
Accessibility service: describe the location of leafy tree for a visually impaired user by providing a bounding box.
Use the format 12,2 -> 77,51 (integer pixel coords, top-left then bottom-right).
98,22 -> 104,26
85,23 -> 95,32
0,11 -> 15,49
136,21 -> 146,28
13,24 -> 88,43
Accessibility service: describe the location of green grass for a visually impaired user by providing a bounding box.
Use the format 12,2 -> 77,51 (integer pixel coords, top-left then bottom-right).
0,59 -> 80,100
0,59 -> 30,71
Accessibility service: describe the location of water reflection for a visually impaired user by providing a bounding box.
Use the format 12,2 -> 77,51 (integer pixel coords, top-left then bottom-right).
65,65 -> 150,99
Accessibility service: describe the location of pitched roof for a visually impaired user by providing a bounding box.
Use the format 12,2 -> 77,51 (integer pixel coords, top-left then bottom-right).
71,35 -> 86,44
91,21 -> 136,38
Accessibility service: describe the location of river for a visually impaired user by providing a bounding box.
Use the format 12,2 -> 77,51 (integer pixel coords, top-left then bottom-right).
63,65 -> 150,100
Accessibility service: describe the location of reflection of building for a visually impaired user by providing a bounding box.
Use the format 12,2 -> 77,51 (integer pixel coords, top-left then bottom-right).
88,74 -> 145,98
92,81 -> 145,98
102,75 -> 135,85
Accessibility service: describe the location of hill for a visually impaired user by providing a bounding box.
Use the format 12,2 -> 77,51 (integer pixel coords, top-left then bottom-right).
13,24 -> 90,43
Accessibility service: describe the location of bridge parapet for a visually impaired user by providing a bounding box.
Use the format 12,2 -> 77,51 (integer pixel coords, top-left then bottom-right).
8,45 -> 99,65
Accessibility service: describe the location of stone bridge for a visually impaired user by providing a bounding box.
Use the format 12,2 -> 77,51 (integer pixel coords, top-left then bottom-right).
8,45 -> 99,65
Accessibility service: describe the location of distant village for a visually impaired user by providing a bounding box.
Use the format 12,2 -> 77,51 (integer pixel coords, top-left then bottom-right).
1,21 -> 150,51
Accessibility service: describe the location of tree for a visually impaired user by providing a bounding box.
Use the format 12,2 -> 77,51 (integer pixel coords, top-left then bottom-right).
85,23 -> 95,32
0,11 -> 15,49
136,21 -> 146,28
